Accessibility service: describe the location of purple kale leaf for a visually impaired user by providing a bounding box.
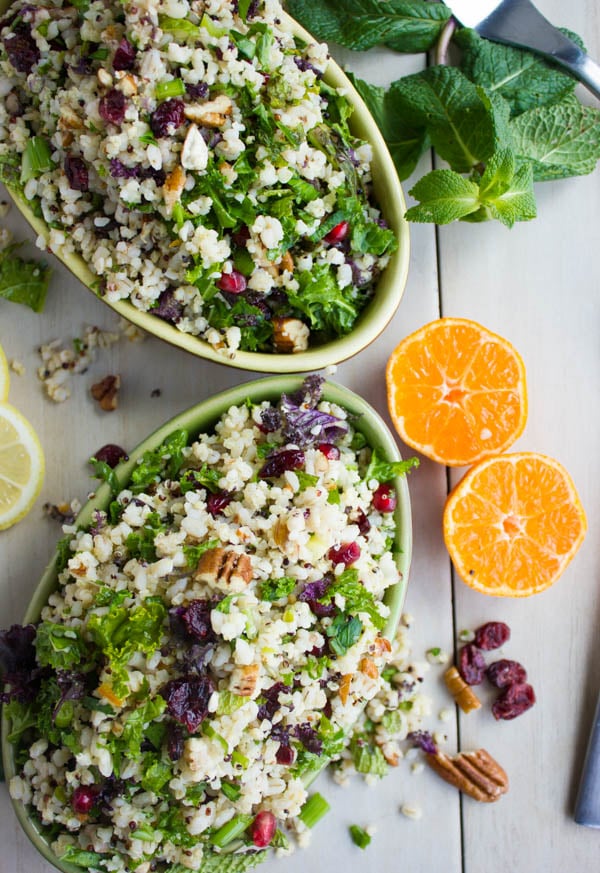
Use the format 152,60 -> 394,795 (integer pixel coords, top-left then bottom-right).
0,624 -> 45,703
280,378 -> 347,448
257,682 -> 290,722
54,670 -> 86,720
407,730 -> 437,755
150,290 -> 183,325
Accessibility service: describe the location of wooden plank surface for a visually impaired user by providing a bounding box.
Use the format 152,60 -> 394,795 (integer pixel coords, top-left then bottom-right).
1,2 -> 599,871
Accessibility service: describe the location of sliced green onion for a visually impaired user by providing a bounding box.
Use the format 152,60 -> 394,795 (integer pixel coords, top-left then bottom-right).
202,721 -> 229,753
155,78 -> 186,101
158,15 -> 200,39
209,814 -> 252,848
221,781 -> 241,802
20,136 -> 54,184
231,749 -> 249,769
349,825 -> 371,850
298,792 -> 330,828
90,46 -> 109,60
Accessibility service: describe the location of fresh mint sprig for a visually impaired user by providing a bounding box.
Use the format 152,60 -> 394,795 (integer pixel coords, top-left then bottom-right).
286,0 -> 600,228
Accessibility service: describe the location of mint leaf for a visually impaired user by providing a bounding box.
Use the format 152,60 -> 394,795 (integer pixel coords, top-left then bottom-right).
198,851 -> 267,873
324,569 -> 386,630
286,0 -> 451,53
0,243 -> 50,313
326,613 -> 363,656
476,157 -> 537,228
258,576 -> 296,601
510,95 -> 600,181
456,27 -> 582,116
406,170 -> 481,223
348,74 -> 430,179
364,449 -> 420,482
477,147 -> 516,200
389,67 -> 498,171
35,622 -> 88,670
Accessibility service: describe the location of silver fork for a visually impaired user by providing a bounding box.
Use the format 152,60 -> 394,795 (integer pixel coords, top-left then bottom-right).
444,0 -> 600,99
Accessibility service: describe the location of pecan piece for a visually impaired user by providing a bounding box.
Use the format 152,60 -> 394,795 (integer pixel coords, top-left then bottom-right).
90,374 -> 121,411
444,665 -> 481,714
425,748 -> 509,803
195,547 -> 253,591
162,165 -> 186,216
358,656 -> 379,680
279,251 -> 294,273
369,636 -> 392,658
230,663 -> 260,698
273,317 -> 310,353
184,94 -> 233,127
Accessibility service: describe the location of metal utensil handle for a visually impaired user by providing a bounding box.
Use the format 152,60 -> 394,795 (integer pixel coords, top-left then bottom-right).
574,690 -> 600,827
478,0 -> 600,100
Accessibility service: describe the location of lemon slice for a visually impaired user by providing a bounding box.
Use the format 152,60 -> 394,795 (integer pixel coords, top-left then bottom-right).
0,343 -> 8,401
0,403 -> 45,530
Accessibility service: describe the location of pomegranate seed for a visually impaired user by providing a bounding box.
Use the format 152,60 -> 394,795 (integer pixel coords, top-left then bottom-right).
217,270 -> 247,294
206,492 -> 232,516
276,744 -> 294,765
318,443 -> 340,460
250,811 -> 277,848
352,508 -> 371,535
372,483 -> 397,513
72,786 -> 97,814
328,542 -> 360,566
324,221 -> 349,244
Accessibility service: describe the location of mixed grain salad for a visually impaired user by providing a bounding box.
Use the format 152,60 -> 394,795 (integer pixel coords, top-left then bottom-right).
2,377 -> 421,872
0,0 -> 397,355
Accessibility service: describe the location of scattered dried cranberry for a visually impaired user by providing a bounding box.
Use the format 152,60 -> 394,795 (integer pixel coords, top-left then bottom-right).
250,811 -> 277,848
328,542 -> 360,566
372,483 -> 397,513
294,723 -> 322,755
350,508 -> 371,536
3,24 -> 39,74
458,643 -> 487,685
112,37 -> 136,71
474,621 -> 511,651
98,88 -> 126,125
160,675 -> 214,732
218,270 -> 247,294
275,744 -> 294,765
318,443 -> 340,460
259,449 -> 305,479
324,220 -> 349,244
186,81 -> 209,100
151,289 -> 183,324
182,600 -> 215,642
150,98 -> 185,137
492,682 -> 536,720
232,225 -> 250,247
166,723 -> 184,761
93,444 -> 128,468
257,682 -> 290,721
207,491 -> 232,516
64,155 -> 89,192
487,659 -> 527,689
71,785 -> 97,814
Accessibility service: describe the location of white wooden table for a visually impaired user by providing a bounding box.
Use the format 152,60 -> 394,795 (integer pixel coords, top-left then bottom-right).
1,1 -> 599,869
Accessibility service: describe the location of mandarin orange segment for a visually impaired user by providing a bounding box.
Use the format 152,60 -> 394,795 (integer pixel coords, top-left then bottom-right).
386,318 -> 527,466
443,453 -> 587,597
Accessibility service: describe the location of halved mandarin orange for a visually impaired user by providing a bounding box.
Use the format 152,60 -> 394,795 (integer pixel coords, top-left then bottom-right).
386,318 -> 527,466
443,453 -> 587,597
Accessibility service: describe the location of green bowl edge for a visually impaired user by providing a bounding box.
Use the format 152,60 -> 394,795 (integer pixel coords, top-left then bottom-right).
0,0 -> 410,373
1,380 -> 412,870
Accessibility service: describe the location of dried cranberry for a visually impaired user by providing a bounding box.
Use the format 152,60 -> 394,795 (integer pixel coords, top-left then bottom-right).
487,659 -> 527,689
294,723 -> 322,755
276,744 -> 294,765
64,155 -> 89,192
160,675 -> 214,732
492,682 -> 536,720
167,723 -> 184,761
351,508 -> 371,536
372,483 -> 397,513
186,81 -> 209,100
328,542 -> 360,566
458,643 -> 486,686
150,98 -> 185,137
71,785 -> 97,814
182,600 -> 215,642
98,88 -> 126,125
112,37 -> 136,71
207,492 -> 232,516
232,225 -> 250,247
218,270 -> 247,294
318,443 -> 340,460
308,599 -> 336,618
257,682 -> 290,721
259,449 -> 305,479
93,443 -> 128,468
474,621 -> 511,651
3,24 -> 39,74
250,811 -> 277,848
151,289 -> 183,324
324,221 -> 349,244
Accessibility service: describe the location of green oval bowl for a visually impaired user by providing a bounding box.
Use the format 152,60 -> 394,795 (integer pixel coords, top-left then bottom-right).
0,1 -> 409,372
1,376 -> 412,872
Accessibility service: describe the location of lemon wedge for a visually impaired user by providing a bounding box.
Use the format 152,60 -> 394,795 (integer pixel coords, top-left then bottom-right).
0,343 -> 9,401
0,403 -> 45,530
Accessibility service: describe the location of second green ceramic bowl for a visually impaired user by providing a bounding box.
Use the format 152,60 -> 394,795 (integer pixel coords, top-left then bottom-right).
1,376 -> 412,873
0,1 -> 409,372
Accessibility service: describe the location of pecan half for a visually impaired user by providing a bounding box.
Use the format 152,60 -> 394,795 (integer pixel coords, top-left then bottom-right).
195,547 -> 253,591
90,374 -> 120,411
444,665 -> 481,714
425,748 -> 509,803
273,317 -> 309,353
230,663 -> 260,698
